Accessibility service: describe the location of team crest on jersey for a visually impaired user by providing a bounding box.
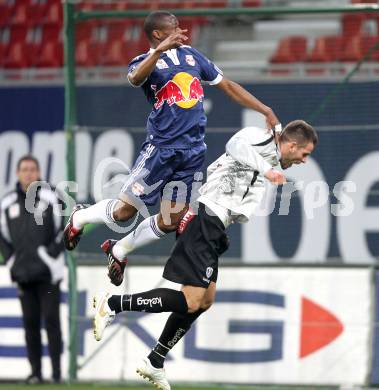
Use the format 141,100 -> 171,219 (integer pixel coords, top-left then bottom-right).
156,59 -> 169,69
185,55 -> 195,66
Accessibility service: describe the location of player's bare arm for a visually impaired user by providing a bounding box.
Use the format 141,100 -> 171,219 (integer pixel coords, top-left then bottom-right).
128,29 -> 188,86
216,78 -> 279,129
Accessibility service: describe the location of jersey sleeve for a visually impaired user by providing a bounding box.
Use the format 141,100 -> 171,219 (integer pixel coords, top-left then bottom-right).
192,48 -> 223,85
127,54 -> 148,86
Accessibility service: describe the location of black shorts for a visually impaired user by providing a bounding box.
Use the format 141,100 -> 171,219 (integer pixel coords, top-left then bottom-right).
163,203 -> 230,288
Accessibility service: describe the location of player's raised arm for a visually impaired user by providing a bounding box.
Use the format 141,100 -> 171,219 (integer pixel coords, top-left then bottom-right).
128,30 -> 188,86
216,78 -> 279,130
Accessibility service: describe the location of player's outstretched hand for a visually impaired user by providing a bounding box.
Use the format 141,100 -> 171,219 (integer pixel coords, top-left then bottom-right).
265,169 -> 286,185
264,108 -> 280,131
156,29 -> 188,52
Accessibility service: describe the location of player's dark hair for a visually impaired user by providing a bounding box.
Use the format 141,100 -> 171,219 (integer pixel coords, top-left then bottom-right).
17,155 -> 40,171
144,11 -> 175,41
280,120 -> 318,146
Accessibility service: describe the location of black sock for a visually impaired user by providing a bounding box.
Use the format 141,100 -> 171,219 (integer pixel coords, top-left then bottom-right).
148,309 -> 206,368
108,288 -> 188,314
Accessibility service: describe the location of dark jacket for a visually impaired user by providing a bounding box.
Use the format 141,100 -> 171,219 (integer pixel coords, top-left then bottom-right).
0,182 -> 64,284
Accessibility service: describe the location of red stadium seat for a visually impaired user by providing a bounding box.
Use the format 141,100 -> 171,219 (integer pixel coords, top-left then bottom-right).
102,40 -> 129,66
3,41 -> 30,68
9,26 -> 28,44
0,2 -> 14,27
10,3 -> 29,26
270,36 -> 307,63
178,17 -> 207,44
75,21 -> 98,43
112,1 -> 150,10
351,0 -> 377,3
102,21 -> 132,42
10,1 -> 47,27
192,0 -> 227,7
341,13 -> 366,39
35,41 -> 63,67
41,25 -> 61,43
43,1 -> 63,27
339,34 -> 379,62
75,40 -> 102,67
241,0 -> 262,7
125,38 -> 149,61
0,43 -> 9,67
306,36 -> 344,62
339,35 -> 363,61
149,1 -> 196,9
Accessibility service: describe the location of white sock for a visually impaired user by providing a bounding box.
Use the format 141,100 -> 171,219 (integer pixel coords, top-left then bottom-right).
73,199 -> 118,229
113,214 -> 166,259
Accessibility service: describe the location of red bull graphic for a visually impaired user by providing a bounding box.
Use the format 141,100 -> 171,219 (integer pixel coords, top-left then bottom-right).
153,72 -> 204,110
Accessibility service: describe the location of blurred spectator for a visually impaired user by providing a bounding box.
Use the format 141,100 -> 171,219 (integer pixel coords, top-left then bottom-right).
0,155 -> 64,384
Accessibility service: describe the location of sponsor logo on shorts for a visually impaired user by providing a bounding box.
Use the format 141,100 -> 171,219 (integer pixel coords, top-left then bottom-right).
206,267 -> 213,279
132,182 -> 145,196
137,297 -> 162,307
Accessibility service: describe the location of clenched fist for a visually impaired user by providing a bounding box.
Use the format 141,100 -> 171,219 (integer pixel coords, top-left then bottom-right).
264,169 -> 286,185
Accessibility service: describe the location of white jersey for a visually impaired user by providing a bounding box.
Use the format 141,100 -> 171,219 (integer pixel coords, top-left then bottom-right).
198,126 -> 280,227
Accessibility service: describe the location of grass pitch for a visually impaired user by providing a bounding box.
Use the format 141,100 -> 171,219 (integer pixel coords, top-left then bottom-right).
0,385 -> 375,390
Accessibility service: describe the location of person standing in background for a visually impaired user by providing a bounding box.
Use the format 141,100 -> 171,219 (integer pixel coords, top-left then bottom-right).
0,155 -> 65,384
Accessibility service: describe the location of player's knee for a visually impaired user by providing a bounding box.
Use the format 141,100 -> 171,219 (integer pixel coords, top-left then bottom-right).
113,201 -> 137,222
185,297 -> 202,313
156,213 -> 180,233
200,296 -> 215,311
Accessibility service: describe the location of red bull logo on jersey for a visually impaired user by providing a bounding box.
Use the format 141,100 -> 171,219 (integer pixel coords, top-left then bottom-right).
153,72 -> 204,110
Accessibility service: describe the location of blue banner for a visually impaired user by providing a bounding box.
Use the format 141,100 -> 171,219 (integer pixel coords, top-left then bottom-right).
1,82 -> 378,263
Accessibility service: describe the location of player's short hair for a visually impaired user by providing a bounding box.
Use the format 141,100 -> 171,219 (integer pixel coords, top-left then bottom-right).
280,120 -> 318,146
144,11 -> 175,41
17,155 -> 40,171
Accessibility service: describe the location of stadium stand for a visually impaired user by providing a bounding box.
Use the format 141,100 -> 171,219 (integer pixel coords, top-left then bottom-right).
0,0 -> 378,79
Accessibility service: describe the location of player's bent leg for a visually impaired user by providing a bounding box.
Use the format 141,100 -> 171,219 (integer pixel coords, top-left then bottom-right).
157,200 -> 188,232
112,198 -> 138,222
111,214 -> 166,266
106,201 -> 189,276
181,285 -> 207,313
97,199 -> 138,285
136,357 -> 171,390
64,198 -> 137,251
92,292 -> 115,341
199,282 -> 217,311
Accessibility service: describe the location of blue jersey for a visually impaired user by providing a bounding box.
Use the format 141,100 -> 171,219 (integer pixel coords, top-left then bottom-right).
128,45 -> 223,148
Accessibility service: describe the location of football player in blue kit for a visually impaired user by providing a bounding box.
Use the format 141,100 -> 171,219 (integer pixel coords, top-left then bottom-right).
63,11 -> 280,284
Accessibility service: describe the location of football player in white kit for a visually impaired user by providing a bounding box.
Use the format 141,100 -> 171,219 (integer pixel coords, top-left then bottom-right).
93,119 -> 318,390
